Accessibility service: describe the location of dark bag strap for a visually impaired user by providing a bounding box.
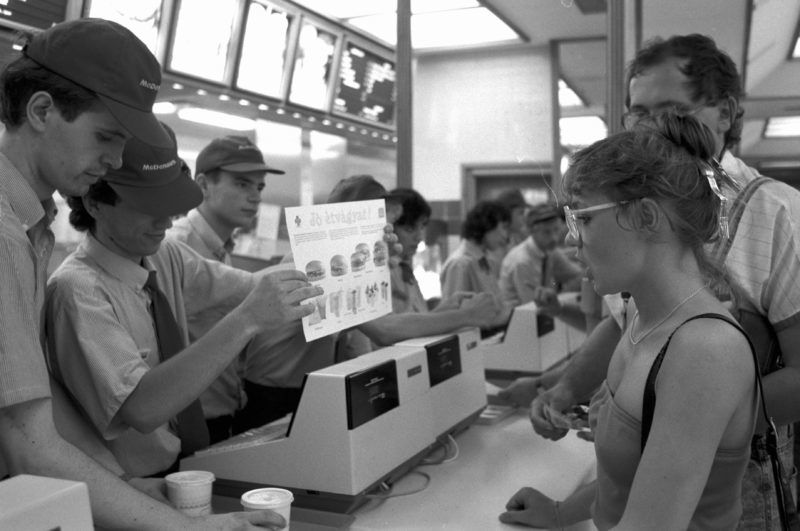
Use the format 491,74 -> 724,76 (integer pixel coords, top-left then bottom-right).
639,312 -> 800,529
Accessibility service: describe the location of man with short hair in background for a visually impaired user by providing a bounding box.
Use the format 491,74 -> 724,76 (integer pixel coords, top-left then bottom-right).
168,135 -> 286,442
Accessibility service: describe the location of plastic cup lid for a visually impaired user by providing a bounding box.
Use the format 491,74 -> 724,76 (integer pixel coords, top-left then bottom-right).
241,488 -> 294,509
165,470 -> 215,484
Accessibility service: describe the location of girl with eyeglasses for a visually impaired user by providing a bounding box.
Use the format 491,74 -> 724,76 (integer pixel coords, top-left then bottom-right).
500,112 -> 758,530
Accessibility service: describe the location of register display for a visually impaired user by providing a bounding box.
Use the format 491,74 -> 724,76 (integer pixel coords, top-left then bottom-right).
345,360 -> 399,430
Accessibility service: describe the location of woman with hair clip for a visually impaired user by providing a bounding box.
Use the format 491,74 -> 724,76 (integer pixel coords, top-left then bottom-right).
499,112 -> 758,530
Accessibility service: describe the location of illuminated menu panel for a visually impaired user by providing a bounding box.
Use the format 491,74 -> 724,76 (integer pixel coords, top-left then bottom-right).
85,0 -> 161,54
168,0 -> 238,83
0,0 -> 67,30
236,0 -> 293,99
288,20 -> 338,111
333,42 -> 396,128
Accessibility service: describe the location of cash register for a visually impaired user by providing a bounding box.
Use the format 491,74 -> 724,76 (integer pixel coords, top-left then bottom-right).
479,301 -> 585,375
180,328 -> 484,514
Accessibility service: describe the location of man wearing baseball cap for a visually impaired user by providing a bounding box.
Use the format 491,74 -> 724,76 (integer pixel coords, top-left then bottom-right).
46,126 -> 318,496
168,135 -> 286,442
0,17 -> 261,530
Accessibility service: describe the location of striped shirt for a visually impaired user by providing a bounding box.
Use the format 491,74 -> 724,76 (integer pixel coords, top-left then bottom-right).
45,235 -> 256,476
0,152 -> 55,409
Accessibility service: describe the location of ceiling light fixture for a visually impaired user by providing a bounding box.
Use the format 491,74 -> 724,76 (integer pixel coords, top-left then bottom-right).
177,107 -> 256,131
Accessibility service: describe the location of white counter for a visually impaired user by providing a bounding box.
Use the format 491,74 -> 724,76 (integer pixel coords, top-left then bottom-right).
350,409 -> 597,530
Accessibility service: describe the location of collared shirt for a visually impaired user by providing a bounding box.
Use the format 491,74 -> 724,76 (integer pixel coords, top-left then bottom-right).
169,209 -> 234,265
167,209 -> 243,419
0,152 -> 55,409
390,261 -> 428,314
45,235 -> 256,476
498,237 -> 583,307
718,152 -> 800,331
440,239 -> 502,300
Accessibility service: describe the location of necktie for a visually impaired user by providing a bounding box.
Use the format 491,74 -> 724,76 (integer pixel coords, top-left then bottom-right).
398,261 -> 416,285
478,256 -> 491,274
540,253 -> 549,287
144,270 -> 210,455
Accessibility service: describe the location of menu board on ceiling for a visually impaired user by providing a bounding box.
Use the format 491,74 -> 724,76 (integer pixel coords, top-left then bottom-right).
332,42 -> 396,128
0,0 -> 67,30
168,0 -> 238,83
287,20 -> 338,111
85,0 -> 161,54
236,0 -> 293,99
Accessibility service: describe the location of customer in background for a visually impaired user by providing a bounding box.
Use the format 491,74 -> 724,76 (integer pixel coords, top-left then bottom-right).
45,128 -> 319,481
167,135 -> 286,443
500,112 -> 757,530
499,202 -> 582,308
486,189 -> 530,277
440,200 -> 510,302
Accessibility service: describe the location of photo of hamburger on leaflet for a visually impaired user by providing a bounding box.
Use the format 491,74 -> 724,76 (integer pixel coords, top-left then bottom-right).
351,251 -> 367,272
305,260 -> 326,282
330,254 -> 349,277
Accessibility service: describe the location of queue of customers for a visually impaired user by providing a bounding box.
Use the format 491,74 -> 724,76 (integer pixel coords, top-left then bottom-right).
0,15 -> 798,531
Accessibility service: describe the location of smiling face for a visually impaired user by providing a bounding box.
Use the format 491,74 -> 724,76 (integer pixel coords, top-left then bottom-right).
37,102 -> 130,197
198,170 -> 266,235
90,195 -> 173,262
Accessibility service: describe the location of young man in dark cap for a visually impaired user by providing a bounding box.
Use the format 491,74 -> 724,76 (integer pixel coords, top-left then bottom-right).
45,128 -> 319,492
168,135 -> 286,442
0,17 -> 272,529
498,202 -> 582,308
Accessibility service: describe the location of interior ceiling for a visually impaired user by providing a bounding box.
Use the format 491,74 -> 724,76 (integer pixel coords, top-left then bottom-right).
483,0 -> 800,165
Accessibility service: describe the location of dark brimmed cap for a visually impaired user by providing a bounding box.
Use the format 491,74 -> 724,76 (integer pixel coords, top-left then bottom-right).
104,124 -> 202,218
24,18 -> 170,148
327,175 -> 388,203
195,135 -> 285,175
526,203 -> 561,226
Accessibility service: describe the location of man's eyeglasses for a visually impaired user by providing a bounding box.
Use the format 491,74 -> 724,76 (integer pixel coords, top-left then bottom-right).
621,104 -> 707,130
563,201 -> 630,241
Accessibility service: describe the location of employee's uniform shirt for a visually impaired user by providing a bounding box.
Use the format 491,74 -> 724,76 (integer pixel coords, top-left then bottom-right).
391,261 -> 428,314
440,239 -> 502,300
168,209 -> 244,421
45,236 -> 256,476
0,153 -> 55,411
498,238 -> 582,307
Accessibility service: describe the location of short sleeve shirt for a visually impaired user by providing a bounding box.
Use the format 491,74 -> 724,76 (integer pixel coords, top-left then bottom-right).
0,153 -> 55,409
440,240 -> 502,300
45,235 -> 256,476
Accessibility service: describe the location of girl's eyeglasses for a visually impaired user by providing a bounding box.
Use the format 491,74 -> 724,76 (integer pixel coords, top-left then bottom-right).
563,201 -> 630,241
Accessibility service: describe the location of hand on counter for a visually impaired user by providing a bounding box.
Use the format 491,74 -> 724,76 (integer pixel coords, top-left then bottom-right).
499,486 -> 559,528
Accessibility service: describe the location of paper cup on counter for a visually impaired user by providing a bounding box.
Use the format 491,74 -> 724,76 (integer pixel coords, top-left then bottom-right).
241,487 -> 293,528
165,470 -> 215,516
